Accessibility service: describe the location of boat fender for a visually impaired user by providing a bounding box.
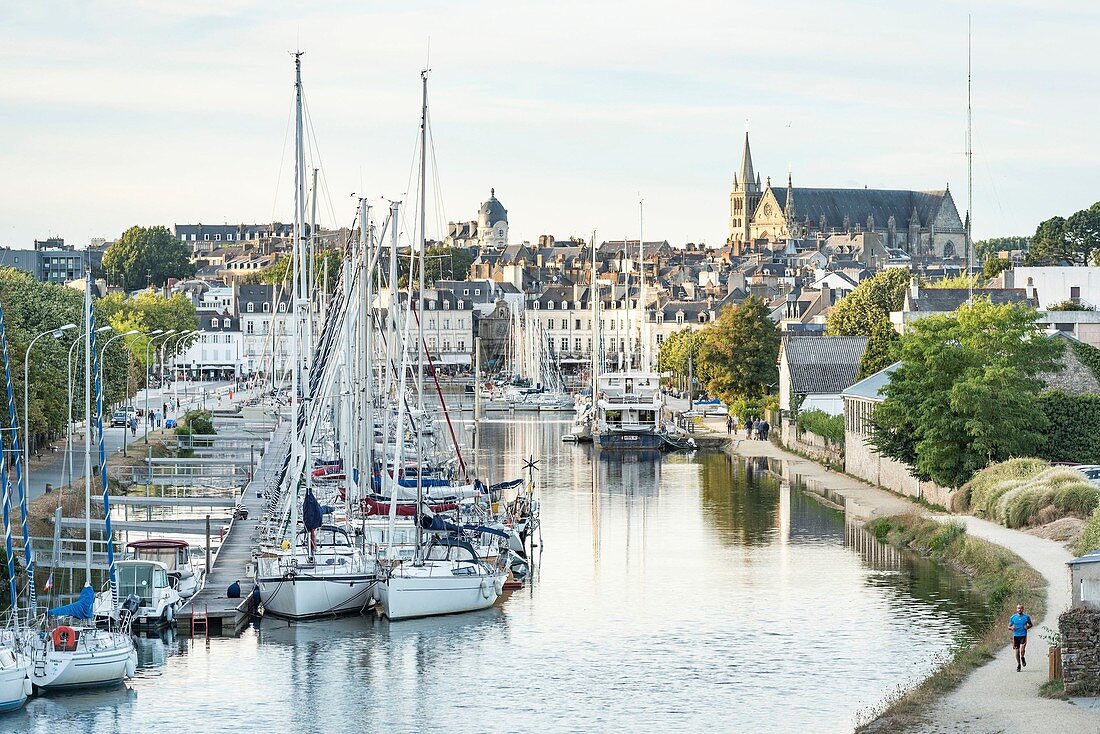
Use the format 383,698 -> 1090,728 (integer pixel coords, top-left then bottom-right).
479,577 -> 492,600
21,677 -> 32,697
51,626 -> 78,652
125,651 -> 137,678
493,575 -> 505,596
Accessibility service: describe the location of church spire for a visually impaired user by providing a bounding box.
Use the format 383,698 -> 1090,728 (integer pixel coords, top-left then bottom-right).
740,132 -> 759,194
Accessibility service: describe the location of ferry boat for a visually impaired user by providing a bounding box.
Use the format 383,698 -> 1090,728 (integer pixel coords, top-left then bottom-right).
592,371 -> 665,450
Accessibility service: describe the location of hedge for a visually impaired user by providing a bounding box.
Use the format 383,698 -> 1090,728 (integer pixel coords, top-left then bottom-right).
1037,390 -> 1100,465
796,409 -> 844,443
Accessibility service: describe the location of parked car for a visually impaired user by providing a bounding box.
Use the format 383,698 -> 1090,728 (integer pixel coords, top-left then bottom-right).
109,410 -> 128,427
1074,465 -> 1100,486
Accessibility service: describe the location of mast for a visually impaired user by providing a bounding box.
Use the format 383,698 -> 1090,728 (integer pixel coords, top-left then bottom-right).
639,198 -> 649,370
83,274 -> 92,585
590,232 -> 599,391
287,50 -> 307,544
414,68 -> 429,562
966,15 -> 974,305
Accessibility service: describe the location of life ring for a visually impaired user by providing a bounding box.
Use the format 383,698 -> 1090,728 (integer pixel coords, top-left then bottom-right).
51,626 -> 78,652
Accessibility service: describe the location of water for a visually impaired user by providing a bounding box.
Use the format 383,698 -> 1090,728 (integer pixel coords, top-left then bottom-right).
6,416 -> 991,734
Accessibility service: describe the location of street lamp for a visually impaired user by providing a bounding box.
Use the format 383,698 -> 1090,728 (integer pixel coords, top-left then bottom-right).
166,330 -> 198,414
23,323 -> 76,498
100,330 -> 140,456
145,330 -> 175,443
64,325 -> 112,491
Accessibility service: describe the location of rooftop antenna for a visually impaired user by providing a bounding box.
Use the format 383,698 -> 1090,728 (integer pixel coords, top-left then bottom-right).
966,14 -> 973,304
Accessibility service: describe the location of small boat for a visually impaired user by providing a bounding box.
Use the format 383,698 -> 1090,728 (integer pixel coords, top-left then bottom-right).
377,538 -> 505,621
127,538 -> 206,599
0,647 -> 31,712
94,559 -> 182,627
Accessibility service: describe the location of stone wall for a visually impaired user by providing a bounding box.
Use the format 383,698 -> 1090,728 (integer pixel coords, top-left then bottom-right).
1061,607 -> 1100,694
782,418 -> 844,467
845,432 -> 956,509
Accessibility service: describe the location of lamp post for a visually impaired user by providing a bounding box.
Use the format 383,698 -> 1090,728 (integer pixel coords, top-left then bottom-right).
23,323 -> 76,498
65,325 -> 112,491
166,330 -> 196,415
100,330 -> 140,455
145,330 -> 174,443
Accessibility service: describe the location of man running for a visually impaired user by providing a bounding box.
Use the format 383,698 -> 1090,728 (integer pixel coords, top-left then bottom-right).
1008,603 -> 1033,672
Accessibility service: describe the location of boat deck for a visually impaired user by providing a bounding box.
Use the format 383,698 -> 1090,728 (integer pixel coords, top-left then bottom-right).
176,420 -> 290,636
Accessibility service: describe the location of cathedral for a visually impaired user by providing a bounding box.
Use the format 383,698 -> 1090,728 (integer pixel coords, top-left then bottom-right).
727,134 -> 967,259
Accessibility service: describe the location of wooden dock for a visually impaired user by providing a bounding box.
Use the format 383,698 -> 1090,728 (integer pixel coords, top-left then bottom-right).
176,420 -> 290,636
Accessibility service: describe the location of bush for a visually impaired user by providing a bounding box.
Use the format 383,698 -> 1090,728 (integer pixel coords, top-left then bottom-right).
796,409 -> 844,443
178,409 -> 215,436
1074,506 -> 1100,556
962,459 -> 1098,528
1037,390 -> 1100,465
728,394 -> 779,423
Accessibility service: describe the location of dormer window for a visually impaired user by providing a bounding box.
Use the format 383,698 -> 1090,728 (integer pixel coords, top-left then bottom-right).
532,301 -> 539,310
225,319 -> 232,328
263,302 -> 271,313
676,312 -> 685,325
428,301 -> 435,310
278,302 -> 287,313
247,302 -> 254,313
443,300 -> 450,310
457,300 -> 464,309
211,318 -> 219,328
548,301 -> 554,310
561,301 -> 567,310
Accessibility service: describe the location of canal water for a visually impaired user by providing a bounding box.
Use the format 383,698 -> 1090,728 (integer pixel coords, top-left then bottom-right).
8,416 -> 990,734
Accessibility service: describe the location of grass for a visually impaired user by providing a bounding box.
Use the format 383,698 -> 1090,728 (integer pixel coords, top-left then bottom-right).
1040,678 -> 1065,699
957,459 -> 1099,529
857,514 -> 1047,732
1074,505 -> 1100,556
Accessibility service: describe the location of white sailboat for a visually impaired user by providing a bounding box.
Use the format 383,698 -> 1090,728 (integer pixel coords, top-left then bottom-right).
255,53 -> 377,621
29,273 -> 136,692
377,70 -> 505,621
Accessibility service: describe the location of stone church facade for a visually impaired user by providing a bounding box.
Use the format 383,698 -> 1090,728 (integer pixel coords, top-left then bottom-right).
728,134 -> 967,259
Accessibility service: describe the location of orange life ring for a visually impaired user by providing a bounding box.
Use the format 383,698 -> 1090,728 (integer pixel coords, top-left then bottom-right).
52,625 -> 78,652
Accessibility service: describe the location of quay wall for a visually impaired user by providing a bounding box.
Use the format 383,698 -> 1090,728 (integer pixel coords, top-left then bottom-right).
780,418 -> 843,467
845,433 -> 956,510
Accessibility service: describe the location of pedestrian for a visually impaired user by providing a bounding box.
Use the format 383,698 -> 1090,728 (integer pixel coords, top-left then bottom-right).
1009,603 -> 1033,672
726,416 -> 733,435
155,410 -> 162,429
175,398 -> 180,412
148,412 -> 154,428
163,401 -> 168,418
129,418 -> 136,438
745,418 -> 754,439
732,415 -> 740,434
762,420 -> 771,440
755,420 -> 764,440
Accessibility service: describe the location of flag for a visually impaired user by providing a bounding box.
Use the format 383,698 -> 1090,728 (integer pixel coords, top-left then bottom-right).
43,573 -> 53,592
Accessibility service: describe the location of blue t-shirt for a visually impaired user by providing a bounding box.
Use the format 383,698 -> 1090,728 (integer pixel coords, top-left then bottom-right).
1010,613 -> 1031,636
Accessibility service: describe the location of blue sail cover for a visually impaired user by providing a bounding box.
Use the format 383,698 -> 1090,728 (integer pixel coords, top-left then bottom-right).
303,490 -> 324,532
48,583 -> 94,619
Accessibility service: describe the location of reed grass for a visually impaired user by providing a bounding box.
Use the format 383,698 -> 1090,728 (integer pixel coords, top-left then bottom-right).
958,459 -> 1099,529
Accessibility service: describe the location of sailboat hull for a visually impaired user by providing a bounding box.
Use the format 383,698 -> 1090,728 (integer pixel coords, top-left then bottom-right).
30,631 -> 136,691
257,572 -> 378,620
0,651 -> 29,711
378,563 -> 505,621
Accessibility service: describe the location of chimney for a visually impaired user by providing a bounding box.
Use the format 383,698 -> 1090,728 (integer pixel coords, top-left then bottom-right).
910,275 -> 920,300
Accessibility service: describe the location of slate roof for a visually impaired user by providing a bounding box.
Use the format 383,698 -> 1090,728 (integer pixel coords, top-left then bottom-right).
841,362 -> 900,402
909,288 -> 1032,312
782,335 -> 869,394
771,188 -> 961,230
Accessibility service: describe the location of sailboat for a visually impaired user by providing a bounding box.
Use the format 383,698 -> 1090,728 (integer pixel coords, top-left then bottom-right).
255,53 -> 377,621
376,70 -> 505,621
28,273 -> 137,691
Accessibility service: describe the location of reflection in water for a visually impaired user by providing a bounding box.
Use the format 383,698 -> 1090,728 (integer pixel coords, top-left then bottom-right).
16,415 -> 991,734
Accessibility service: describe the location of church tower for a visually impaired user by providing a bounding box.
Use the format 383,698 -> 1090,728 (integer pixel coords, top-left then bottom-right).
728,132 -> 762,255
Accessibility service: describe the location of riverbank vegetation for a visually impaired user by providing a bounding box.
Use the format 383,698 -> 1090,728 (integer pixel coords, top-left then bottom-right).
860,514 -> 1046,732
952,458 -> 1100,554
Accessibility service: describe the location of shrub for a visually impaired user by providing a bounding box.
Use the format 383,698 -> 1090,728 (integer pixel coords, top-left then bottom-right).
961,458 -> 1048,513
1074,506 -> 1100,556
1037,390 -> 1100,465
796,409 -> 844,443
963,459 -> 1098,528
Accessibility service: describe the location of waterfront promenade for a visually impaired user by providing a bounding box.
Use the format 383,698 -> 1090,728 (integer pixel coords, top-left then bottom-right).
709,419 -> 1100,734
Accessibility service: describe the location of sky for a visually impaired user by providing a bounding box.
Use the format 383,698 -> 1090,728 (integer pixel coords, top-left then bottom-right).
1,0 -> 1098,250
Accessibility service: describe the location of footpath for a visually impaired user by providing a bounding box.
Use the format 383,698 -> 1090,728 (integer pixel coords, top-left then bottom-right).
704,418 -> 1100,734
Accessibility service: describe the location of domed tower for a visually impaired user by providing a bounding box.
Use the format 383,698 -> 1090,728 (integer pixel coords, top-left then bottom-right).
477,188 -> 508,250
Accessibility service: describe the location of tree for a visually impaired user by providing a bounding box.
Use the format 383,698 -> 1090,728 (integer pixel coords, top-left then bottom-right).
1048,300 -> 1096,312
656,328 -> 706,392
825,267 -> 911,336
425,245 -> 476,283
982,257 -> 1013,281
97,290 -> 199,368
927,274 -> 980,289
869,299 -> 1063,487
253,249 -> 343,292
102,226 -> 195,291
696,296 -> 779,403
975,236 -> 1030,262
858,317 -> 901,379
1025,204 -> 1100,266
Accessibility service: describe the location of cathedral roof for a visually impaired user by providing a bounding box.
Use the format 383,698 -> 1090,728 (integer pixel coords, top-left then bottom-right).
771,187 -> 956,230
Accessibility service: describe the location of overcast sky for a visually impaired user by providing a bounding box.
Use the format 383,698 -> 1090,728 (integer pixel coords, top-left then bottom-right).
1,0 -> 1097,250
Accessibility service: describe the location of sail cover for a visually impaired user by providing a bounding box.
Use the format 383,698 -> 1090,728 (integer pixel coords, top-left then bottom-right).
48,583 -> 94,619
303,490 -> 324,532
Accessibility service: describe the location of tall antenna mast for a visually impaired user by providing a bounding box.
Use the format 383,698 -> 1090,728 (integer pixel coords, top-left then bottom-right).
967,15 -> 973,304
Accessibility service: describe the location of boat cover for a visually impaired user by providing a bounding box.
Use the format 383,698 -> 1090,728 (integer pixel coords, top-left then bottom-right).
48,583 -> 94,619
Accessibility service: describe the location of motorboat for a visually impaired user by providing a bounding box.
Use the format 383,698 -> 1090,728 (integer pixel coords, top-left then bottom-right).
256,525 -> 378,620
127,539 -> 206,599
592,371 -> 666,450
94,559 -> 182,627
376,537 -> 505,621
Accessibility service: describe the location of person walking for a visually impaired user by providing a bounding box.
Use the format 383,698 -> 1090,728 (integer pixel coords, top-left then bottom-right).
1009,603 -> 1033,671
762,420 -> 771,441
726,416 -> 733,435
155,410 -> 162,429
163,401 -> 169,419
745,417 -> 755,439
129,417 -> 137,438
732,415 -> 740,435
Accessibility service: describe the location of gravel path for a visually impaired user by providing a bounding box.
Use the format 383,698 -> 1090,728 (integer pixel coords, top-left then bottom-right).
707,419 -> 1100,733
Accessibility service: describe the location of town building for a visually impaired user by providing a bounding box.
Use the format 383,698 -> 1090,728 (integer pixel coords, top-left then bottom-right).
0,238 -> 98,284
778,335 -> 868,416
173,310 -> 243,379
728,133 -> 967,260
444,189 -> 508,252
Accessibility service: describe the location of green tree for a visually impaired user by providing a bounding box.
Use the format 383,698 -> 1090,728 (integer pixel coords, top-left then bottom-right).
825,267 -> 911,336
97,290 -> 199,368
982,257 -> 1013,281
425,245 -> 476,283
1025,205 -> 1100,266
870,299 -> 1063,487
928,274 -> 980,289
697,296 -> 779,403
975,236 -> 1030,262
858,317 -> 901,379
254,249 -> 343,292
102,226 -> 195,290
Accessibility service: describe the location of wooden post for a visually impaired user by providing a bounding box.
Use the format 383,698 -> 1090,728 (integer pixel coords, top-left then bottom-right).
1049,645 -> 1063,681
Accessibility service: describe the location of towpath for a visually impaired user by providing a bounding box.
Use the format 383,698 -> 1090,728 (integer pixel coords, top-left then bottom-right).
705,419 -> 1100,734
